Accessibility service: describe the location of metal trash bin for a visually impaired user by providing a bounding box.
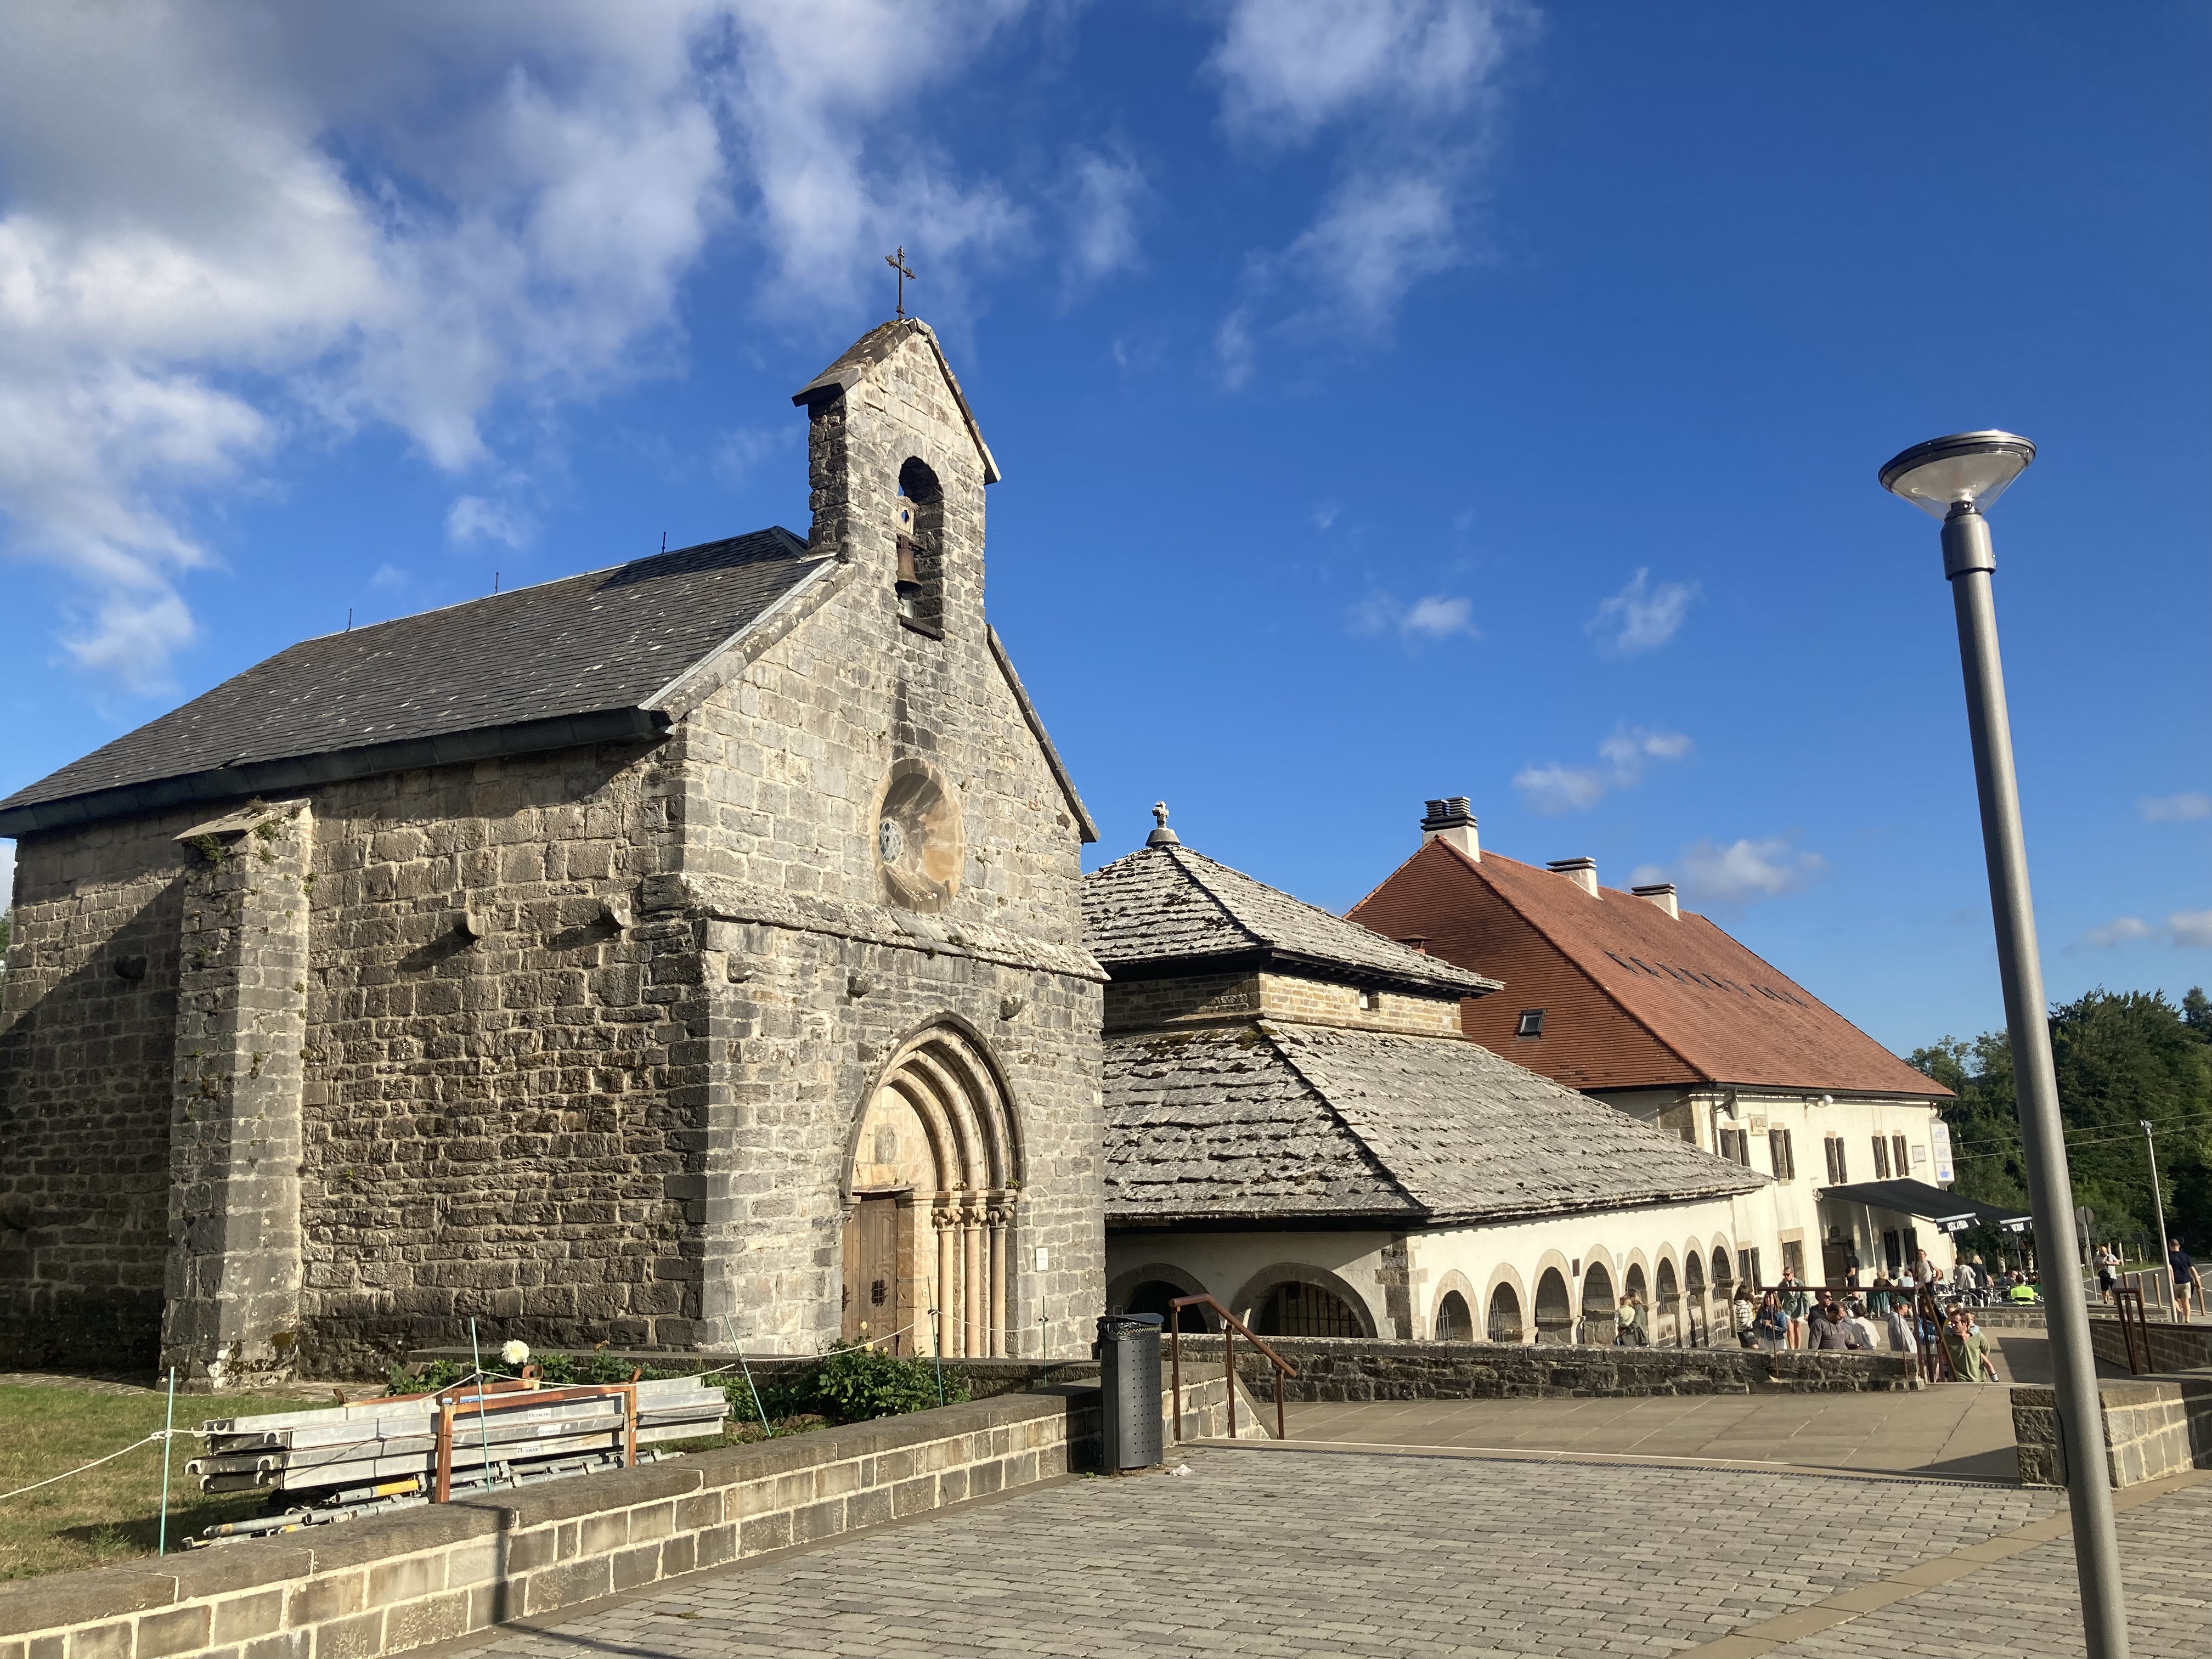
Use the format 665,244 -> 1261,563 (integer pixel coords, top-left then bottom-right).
1096,1312 -> 1165,1472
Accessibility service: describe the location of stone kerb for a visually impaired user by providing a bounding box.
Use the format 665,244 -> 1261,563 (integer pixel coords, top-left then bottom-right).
0,1378 -> 1238,1659
1161,1334 -> 1918,1402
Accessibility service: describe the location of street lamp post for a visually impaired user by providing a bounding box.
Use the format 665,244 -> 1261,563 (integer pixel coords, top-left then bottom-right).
1880,432 -> 2129,1659
2140,1120 -> 2170,1307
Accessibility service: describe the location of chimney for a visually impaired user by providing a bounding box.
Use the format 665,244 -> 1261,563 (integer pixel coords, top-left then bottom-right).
1632,882 -> 1679,919
1420,797 -> 1479,860
1547,856 -> 1599,897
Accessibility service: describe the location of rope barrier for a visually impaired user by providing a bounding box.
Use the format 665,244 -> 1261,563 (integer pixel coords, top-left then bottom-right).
0,1431 -> 171,1504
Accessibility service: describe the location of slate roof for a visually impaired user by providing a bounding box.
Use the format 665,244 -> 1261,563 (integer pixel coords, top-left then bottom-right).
1348,842 -> 1951,1099
1084,843 -> 1499,997
0,531 -> 823,834
1104,1020 -> 1767,1226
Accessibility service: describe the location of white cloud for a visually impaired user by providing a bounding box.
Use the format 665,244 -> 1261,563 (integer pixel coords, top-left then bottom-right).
718,0 -> 1034,323
1402,595 -> 1477,639
1637,836 -> 1826,907
1350,590 -> 1480,644
2070,910 -> 2212,950
1215,308 -> 1257,391
0,2 -> 1127,692
2140,792 -> 2212,823
1515,764 -> 1611,816
1212,0 -> 1513,142
1060,145 -> 1148,293
445,495 -> 535,550
1208,0 -> 1526,371
369,563 -> 408,589
713,423 -> 799,482
1588,568 -> 1699,654
2074,916 -> 2158,949
0,3 -> 733,689
1515,723 -> 1691,815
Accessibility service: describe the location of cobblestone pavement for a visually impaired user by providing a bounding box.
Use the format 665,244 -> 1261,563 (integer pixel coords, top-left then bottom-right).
454,1448 -> 2212,1659
1764,1477 -> 2212,1659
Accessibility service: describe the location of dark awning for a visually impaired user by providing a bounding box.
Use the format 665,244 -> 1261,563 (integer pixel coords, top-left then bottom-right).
1820,1178 -> 2026,1229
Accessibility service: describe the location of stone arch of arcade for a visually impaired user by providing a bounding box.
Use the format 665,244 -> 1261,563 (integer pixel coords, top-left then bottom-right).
842,1020 -> 1024,1358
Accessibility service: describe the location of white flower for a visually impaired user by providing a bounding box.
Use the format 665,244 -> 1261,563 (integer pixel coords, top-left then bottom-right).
500,1340 -> 531,1366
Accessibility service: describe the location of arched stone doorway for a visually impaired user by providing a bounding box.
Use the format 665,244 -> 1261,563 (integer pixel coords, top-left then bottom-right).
1254,1280 -> 1364,1338
1580,1263 -> 1616,1345
1125,1280 -> 1211,1332
1435,1290 -> 1474,1342
1533,1268 -> 1572,1345
1486,1282 -> 1523,1344
843,1023 -> 1019,1357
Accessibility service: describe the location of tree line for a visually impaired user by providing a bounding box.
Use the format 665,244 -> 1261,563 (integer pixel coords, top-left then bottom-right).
1910,987 -> 2212,1260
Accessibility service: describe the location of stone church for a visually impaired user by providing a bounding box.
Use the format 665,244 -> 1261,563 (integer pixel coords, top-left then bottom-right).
0,319 -> 1107,1383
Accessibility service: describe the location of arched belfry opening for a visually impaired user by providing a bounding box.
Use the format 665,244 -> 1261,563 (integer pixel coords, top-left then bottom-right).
894,457 -> 945,635
843,1023 -> 1020,1357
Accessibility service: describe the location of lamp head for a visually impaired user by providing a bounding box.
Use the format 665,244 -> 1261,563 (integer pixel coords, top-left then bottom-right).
1878,431 -> 2035,520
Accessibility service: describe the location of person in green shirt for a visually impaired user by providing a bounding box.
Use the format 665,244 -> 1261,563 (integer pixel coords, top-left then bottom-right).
1943,1308 -> 1997,1382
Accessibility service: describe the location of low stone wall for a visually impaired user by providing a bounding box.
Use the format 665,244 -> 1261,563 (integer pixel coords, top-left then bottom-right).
2013,1375 -> 2212,1488
404,1348 -> 1104,1404
2086,1314 -> 2212,1375
1160,1334 -> 1918,1402
0,1377 -> 1243,1659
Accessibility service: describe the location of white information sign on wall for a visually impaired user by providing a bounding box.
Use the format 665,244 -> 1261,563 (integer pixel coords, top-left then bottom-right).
1932,1121 -> 1955,1186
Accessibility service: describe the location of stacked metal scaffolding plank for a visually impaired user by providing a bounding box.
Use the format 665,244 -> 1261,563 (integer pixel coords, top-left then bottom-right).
187,1375 -> 728,1504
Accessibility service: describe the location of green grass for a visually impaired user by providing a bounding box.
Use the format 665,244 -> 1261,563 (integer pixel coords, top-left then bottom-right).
0,1385 -> 335,1582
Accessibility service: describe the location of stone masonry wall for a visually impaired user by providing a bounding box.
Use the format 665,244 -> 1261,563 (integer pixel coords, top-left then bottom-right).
297,738 -> 689,1375
665,325 -> 1104,1355
0,808 -> 194,1368
1162,1333 -> 1920,1401
1104,974 -> 1457,1038
0,1379 -> 1248,1659
2013,1375 -> 2212,1487
164,803 -> 313,1389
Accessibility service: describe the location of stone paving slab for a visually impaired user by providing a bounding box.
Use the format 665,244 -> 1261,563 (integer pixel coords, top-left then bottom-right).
1711,1476 -> 2212,1658
466,1447 -> 2103,1659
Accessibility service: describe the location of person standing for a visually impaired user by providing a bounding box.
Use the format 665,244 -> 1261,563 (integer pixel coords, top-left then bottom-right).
1732,1284 -> 1758,1350
1754,1290 -> 1790,1355
1942,1307 -> 1997,1382
2170,1238 -> 2204,1321
2095,1243 -> 2119,1305
1778,1268 -> 1809,1350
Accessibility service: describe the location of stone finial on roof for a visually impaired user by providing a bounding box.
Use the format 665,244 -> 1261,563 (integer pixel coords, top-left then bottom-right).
1147,802 -> 1179,847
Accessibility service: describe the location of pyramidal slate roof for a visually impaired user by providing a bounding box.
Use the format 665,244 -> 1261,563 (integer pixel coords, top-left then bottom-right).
0,529 -> 823,836
1104,1020 -> 1767,1226
1084,842 -> 1499,997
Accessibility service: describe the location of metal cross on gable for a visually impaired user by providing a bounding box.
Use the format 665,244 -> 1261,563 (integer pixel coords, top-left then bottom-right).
885,245 -> 916,318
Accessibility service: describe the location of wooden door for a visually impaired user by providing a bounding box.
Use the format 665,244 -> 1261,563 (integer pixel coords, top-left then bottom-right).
842,1195 -> 901,1351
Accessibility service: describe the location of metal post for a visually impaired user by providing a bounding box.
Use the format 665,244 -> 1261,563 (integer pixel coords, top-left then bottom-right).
2140,1121 -> 2172,1315
157,1366 -> 176,1557
1942,504 -> 2129,1659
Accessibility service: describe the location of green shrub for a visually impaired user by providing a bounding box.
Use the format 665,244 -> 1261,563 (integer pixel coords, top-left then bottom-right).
810,1342 -> 967,1421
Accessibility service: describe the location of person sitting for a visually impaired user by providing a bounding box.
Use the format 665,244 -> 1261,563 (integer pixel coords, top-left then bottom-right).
2006,1274 -> 2040,1304
1844,1299 -> 1884,1351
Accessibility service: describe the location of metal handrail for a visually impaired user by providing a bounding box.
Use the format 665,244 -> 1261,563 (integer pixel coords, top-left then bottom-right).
1166,1294 -> 1297,1443
2111,1288 -> 2152,1375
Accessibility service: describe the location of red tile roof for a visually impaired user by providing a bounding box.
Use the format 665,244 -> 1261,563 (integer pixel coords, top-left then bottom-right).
1347,840 -> 1950,1100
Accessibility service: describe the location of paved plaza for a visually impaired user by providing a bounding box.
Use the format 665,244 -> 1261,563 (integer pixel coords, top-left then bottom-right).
467,1444 -> 2208,1659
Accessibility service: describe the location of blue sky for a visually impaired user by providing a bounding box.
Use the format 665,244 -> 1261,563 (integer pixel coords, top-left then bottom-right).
1,3 -> 2206,1054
